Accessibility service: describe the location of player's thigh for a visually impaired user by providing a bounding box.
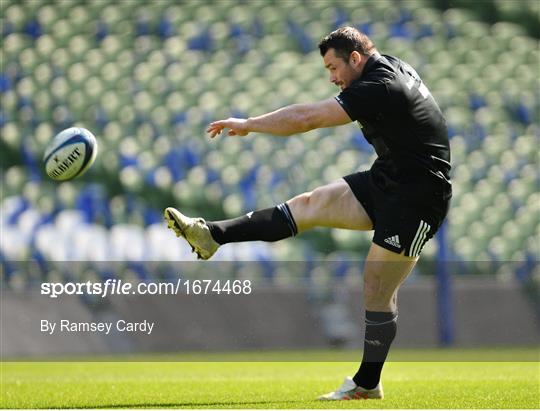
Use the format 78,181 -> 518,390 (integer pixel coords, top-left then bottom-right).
287,178 -> 373,231
363,242 -> 418,311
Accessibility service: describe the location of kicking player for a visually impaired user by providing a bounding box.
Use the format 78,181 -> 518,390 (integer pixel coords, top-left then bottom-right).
165,26 -> 451,400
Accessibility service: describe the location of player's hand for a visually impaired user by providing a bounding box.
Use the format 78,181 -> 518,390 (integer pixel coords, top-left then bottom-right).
206,118 -> 249,138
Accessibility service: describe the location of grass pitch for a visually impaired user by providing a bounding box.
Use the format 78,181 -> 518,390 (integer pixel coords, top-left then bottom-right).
1,349 -> 538,409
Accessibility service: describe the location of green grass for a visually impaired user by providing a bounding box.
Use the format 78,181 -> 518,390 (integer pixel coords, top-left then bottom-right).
1,350 -> 539,409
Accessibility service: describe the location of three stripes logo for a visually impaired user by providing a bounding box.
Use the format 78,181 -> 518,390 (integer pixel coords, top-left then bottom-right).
384,235 -> 401,248
409,220 -> 431,257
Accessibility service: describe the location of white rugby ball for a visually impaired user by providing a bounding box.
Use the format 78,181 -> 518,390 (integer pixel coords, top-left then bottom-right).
43,127 -> 98,181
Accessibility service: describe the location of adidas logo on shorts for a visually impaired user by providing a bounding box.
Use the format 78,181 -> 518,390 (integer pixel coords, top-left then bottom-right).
384,235 -> 401,248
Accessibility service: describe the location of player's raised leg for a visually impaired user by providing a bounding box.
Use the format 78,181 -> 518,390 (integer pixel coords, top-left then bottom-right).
164,178 -> 372,259
286,178 -> 373,232
319,243 -> 418,400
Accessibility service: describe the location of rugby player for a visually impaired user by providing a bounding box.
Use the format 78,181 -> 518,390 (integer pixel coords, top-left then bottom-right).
165,26 -> 452,400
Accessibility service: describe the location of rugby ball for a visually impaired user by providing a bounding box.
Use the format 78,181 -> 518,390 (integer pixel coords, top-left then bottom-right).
43,127 -> 98,181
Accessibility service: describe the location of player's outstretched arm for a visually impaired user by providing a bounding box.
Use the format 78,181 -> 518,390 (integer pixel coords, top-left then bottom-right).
206,98 -> 351,138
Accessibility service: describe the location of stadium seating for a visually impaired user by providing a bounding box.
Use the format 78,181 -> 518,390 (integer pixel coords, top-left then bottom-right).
1,0 -> 538,286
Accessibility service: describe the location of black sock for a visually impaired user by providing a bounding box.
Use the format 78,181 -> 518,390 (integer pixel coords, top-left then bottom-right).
206,203 -> 298,245
353,311 -> 398,390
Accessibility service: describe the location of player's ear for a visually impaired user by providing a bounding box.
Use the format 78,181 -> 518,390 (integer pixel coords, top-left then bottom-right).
349,51 -> 362,66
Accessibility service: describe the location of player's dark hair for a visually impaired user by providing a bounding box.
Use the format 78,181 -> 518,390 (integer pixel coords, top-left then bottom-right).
318,26 -> 376,61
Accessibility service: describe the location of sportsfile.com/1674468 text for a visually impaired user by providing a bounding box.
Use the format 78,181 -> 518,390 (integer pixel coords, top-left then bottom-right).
40,279 -> 252,299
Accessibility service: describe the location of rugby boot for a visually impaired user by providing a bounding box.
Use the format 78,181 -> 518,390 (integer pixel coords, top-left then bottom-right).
318,376 -> 383,400
164,207 -> 220,260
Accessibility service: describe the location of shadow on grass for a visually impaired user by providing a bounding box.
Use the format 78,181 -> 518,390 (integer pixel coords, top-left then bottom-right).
52,400 -> 309,409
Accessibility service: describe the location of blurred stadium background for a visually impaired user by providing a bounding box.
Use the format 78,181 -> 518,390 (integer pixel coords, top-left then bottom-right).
1,0 -> 538,356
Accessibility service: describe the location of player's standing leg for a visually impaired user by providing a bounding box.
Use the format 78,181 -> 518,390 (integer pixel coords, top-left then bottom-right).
319,243 -> 417,400
355,244 -> 417,386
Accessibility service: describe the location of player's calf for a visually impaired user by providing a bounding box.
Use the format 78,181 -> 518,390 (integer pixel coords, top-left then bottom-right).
206,203 -> 298,244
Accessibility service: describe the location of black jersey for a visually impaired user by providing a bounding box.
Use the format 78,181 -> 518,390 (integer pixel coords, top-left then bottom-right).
336,52 -> 451,201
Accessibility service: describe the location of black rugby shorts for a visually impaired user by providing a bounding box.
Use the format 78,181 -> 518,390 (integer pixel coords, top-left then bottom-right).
343,171 -> 450,257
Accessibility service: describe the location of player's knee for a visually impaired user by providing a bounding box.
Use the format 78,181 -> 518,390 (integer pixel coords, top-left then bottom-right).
287,184 -> 345,231
288,192 -> 311,214
289,185 -> 337,216
364,282 -> 382,306
287,193 -> 314,231
364,279 -> 396,311
289,189 -> 324,214
305,186 -> 334,212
